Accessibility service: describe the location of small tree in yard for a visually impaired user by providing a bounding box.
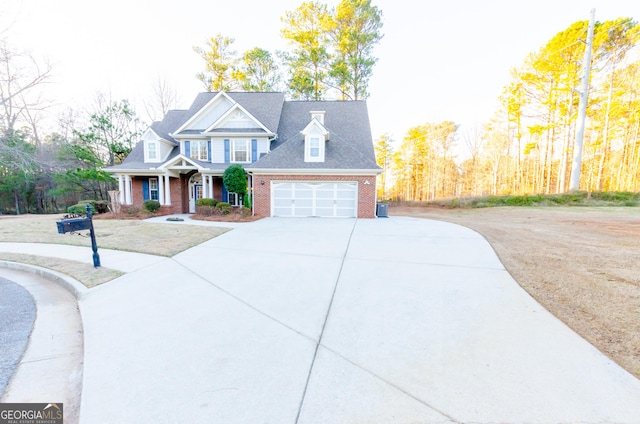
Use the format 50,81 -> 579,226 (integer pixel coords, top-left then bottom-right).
222,164 -> 247,204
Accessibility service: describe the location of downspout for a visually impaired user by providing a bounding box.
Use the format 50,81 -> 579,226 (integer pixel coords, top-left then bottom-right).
248,173 -> 254,216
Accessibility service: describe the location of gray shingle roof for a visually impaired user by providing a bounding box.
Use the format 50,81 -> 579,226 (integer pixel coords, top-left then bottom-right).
246,100 -> 380,171
106,93 -> 379,173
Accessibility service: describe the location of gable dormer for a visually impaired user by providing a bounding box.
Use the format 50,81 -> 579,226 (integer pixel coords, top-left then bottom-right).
172,92 -> 236,136
302,111 -> 329,162
142,128 -> 173,163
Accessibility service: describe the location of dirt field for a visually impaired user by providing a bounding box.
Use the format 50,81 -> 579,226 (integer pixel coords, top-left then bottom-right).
390,205 -> 640,379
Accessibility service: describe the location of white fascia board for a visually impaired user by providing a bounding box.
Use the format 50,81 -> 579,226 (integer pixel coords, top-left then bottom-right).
158,154 -> 205,170
301,118 -> 329,136
246,168 -> 382,176
107,169 -> 166,176
141,128 -> 159,140
171,91 -> 234,136
204,103 -> 272,134
201,131 -> 276,138
171,134 -> 208,140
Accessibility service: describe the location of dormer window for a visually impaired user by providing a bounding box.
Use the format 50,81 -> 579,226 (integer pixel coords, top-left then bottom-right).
302,111 -> 328,163
305,134 -> 325,162
145,141 -> 159,162
309,137 -> 320,158
148,143 -> 157,160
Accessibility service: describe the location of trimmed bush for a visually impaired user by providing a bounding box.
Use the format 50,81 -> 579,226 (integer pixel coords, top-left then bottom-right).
196,198 -> 218,207
67,203 -> 95,215
143,200 -> 161,213
216,202 -> 232,215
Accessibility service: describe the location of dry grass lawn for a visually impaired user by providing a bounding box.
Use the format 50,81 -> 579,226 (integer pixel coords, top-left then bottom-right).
0,214 -> 230,257
0,214 -> 230,287
0,253 -> 122,287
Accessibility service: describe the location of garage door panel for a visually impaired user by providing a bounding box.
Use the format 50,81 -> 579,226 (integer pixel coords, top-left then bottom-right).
336,199 -> 355,208
315,190 -> 334,199
272,182 -> 357,218
274,199 -> 292,207
315,207 -> 334,216
295,198 -> 313,207
294,207 -> 313,216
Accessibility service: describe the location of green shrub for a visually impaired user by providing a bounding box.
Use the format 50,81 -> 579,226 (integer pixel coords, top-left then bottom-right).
243,193 -> 252,209
216,202 -> 232,215
196,198 -> 218,206
143,200 -> 161,213
67,203 -> 95,215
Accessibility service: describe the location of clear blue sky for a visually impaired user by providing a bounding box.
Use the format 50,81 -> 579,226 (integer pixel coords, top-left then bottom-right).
3,0 -> 640,145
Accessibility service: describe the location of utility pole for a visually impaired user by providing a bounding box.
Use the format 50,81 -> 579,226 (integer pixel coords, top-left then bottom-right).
569,8 -> 596,191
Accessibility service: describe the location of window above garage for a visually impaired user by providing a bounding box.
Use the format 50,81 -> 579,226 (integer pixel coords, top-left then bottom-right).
302,111 -> 329,163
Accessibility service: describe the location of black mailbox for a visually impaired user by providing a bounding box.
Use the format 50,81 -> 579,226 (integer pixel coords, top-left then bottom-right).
56,204 -> 101,267
56,217 -> 93,234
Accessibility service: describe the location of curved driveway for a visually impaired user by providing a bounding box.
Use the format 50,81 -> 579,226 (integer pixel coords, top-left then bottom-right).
58,217 -> 640,423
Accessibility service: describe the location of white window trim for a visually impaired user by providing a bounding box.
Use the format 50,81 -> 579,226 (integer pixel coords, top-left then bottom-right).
305,135 -> 325,162
190,140 -> 208,161
228,192 -> 243,206
149,178 -> 159,201
231,139 -> 251,163
145,141 -> 160,162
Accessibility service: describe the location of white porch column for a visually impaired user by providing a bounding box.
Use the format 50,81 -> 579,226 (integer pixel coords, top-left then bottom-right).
118,175 -> 125,204
164,175 -> 171,205
158,174 -> 165,205
202,174 -> 209,198
125,175 -> 132,205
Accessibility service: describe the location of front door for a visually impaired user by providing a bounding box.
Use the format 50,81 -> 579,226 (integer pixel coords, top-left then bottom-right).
190,184 -> 203,213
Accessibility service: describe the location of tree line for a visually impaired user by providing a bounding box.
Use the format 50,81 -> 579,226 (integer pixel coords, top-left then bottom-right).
0,0 -> 383,214
193,0 -> 382,100
378,17 -> 640,201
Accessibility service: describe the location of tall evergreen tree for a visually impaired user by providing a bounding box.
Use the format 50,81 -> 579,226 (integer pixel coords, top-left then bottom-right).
331,0 -> 383,100
194,33 -> 238,92
281,1 -> 333,100
232,47 -> 281,92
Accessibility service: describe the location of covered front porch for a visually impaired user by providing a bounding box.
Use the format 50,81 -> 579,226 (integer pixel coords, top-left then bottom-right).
112,155 -> 252,214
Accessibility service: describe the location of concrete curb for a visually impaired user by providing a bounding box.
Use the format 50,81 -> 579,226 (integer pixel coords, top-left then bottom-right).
0,260 -> 88,300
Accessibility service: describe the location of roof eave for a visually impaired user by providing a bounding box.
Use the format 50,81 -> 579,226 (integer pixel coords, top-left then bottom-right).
245,168 -> 382,176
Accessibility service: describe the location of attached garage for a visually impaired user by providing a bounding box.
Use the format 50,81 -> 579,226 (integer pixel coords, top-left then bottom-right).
271,182 -> 358,217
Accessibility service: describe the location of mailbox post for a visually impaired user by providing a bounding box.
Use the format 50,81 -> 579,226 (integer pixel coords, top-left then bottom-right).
57,204 -> 101,267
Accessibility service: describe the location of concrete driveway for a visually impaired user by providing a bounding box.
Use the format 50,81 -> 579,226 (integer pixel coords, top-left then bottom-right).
70,217 -> 640,422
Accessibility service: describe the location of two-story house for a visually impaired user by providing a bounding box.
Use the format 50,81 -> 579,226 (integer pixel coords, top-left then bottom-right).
104,91 -> 381,218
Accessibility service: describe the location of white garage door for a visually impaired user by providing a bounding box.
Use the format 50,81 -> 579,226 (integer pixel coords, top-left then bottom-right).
272,182 -> 357,217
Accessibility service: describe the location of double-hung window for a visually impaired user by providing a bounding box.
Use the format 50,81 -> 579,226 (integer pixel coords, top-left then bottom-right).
309,137 -> 320,158
231,139 -> 250,163
147,142 -> 158,161
149,178 -> 159,200
191,140 -> 208,161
